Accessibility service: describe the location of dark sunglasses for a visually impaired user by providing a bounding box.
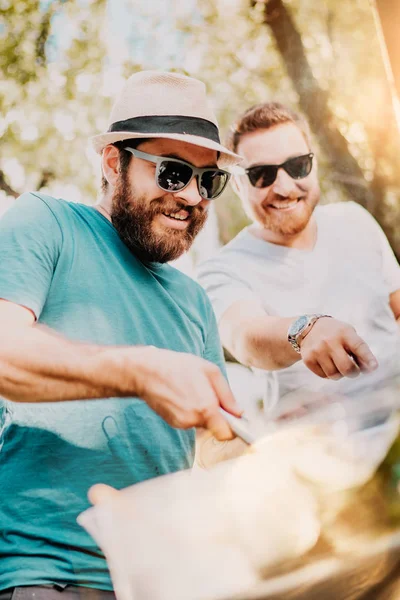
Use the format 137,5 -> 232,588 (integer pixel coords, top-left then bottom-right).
244,153 -> 314,188
124,147 -> 231,200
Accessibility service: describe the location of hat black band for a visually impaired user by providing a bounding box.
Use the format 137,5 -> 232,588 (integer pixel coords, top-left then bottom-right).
108,115 -> 220,144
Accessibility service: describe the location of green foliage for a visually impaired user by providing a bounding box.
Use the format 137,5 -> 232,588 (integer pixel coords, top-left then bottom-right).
0,0 -> 109,203
183,0 -> 400,248
1,0 -> 400,253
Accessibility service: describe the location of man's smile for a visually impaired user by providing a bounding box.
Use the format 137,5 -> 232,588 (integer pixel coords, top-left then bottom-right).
265,198 -> 304,212
162,209 -> 189,221
157,211 -> 190,230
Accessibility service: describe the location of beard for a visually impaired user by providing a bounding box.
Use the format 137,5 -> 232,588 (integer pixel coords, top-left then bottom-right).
110,171 -> 208,263
259,191 -> 319,237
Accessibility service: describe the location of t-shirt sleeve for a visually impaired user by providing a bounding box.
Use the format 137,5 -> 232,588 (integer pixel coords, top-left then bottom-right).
0,192 -> 63,319
377,226 -> 400,294
197,257 -> 259,324
203,298 -> 227,379
341,202 -> 400,294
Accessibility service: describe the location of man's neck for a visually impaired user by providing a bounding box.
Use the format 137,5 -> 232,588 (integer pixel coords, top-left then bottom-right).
95,194 -> 113,222
249,216 -> 317,250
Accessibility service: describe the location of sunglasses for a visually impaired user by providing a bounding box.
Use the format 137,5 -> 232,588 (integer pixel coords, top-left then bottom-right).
244,153 -> 314,188
124,147 -> 231,200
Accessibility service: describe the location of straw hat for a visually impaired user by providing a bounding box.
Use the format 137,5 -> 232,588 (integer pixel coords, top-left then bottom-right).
91,70 -> 242,168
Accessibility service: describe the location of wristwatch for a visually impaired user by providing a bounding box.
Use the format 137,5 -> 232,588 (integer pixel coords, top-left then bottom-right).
287,314 -> 332,353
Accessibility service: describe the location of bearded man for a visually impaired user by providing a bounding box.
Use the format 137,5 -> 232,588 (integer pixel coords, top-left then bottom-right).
198,102 -> 400,407
0,71 -> 242,599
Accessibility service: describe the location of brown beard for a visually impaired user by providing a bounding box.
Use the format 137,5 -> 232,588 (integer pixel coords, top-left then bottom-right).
260,193 -> 319,237
110,170 -> 208,263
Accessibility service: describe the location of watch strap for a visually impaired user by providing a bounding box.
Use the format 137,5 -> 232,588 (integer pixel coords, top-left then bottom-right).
288,314 -> 332,353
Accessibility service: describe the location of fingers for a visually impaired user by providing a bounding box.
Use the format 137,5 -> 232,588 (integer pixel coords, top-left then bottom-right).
203,410 -> 235,442
345,334 -> 378,373
301,320 -> 378,380
206,366 -> 244,440
143,353 -> 241,440
302,357 -> 328,379
208,367 -> 243,417
88,484 -> 119,506
307,350 -> 364,380
329,347 -> 361,378
315,354 -> 343,380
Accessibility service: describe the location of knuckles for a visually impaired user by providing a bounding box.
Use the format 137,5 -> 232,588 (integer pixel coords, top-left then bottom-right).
204,362 -> 221,377
170,405 -> 218,430
303,328 -> 351,356
170,412 -> 199,429
302,356 -> 319,372
340,361 -> 357,376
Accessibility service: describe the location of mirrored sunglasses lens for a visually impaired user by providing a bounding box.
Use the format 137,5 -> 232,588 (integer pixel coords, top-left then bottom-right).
157,161 -> 193,192
199,171 -> 229,199
247,166 -> 277,188
285,155 -> 313,179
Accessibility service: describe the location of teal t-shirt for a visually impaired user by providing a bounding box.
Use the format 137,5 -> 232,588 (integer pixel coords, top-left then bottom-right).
0,192 -> 226,590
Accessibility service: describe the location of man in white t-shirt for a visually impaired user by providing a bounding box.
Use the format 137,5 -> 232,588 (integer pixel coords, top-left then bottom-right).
197,103 -> 400,412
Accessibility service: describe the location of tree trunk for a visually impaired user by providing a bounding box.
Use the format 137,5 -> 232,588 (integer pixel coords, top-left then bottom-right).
375,0 -> 400,103
368,1 -> 400,255
0,170 -> 18,199
258,0 -> 400,258
260,0 -> 373,209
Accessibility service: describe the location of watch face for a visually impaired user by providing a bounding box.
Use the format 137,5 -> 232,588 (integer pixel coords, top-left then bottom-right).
289,315 -> 309,336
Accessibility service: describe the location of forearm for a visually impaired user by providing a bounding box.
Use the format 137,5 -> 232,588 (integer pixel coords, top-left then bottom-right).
0,324 -> 144,402
222,315 -> 301,371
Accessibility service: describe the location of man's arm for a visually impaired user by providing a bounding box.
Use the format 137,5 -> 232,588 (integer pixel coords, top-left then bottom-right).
219,299 -> 377,380
0,194 -> 242,439
219,299 -> 298,370
0,301 -> 241,440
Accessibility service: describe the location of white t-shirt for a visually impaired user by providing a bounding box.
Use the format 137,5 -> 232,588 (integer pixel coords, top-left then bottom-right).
197,202 -> 400,410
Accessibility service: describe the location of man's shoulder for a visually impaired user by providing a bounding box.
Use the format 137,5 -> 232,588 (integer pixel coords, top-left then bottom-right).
204,229 -> 254,263
219,228 -> 254,253
13,191 -> 75,220
0,193 -> 79,238
318,201 -> 383,242
197,231 -> 250,279
318,201 -> 373,224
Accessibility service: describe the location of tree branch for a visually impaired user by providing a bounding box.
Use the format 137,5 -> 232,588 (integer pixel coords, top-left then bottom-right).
35,0 -> 65,67
0,170 -> 19,199
37,170 -> 55,191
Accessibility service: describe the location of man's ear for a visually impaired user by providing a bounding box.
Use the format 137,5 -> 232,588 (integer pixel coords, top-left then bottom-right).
102,145 -> 120,188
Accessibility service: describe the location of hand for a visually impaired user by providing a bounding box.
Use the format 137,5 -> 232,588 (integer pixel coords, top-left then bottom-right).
134,347 -> 242,441
195,429 -> 248,468
88,483 -> 119,505
300,318 -> 378,380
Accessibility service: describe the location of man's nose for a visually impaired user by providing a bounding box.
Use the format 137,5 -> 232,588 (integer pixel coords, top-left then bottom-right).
176,176 -> 204,206
271,168 -> 298,197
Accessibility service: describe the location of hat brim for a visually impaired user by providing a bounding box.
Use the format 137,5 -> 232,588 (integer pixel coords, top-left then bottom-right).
91,131 -> 242,168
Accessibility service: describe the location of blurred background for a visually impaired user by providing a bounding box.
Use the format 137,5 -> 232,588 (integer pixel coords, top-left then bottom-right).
3,6 -> 400,595
1,0 -> 400,261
